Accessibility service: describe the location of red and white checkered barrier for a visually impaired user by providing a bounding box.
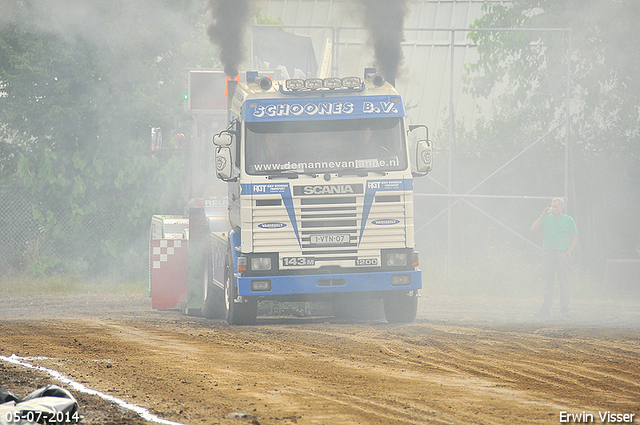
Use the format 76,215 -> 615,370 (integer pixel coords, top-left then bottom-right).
150,239 -> 188,310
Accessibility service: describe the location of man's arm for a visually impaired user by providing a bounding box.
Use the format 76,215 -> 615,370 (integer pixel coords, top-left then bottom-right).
531,209 -> 549,231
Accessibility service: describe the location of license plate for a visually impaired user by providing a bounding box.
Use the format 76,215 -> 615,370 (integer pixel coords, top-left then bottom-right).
310,234 -> 350,244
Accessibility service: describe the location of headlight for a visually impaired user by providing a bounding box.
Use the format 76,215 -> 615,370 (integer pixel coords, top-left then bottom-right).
323,77 -> 342,88
285,79 -> 305,90
305,78 -> 323,89
342,76 -> 362,88
386,252 -> 408,267
251,257 -> 272,271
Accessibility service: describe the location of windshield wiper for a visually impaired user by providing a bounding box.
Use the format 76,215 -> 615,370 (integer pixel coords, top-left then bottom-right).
260,170 -> 319,179
338,168 -> 387,177
338,168 -> 368,177
337,168 -> 388,177
263,170 -> 299,179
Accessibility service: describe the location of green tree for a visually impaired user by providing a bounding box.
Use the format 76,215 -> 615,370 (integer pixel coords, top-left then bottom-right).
463,0 -> 640,271
0,0 -> 215,275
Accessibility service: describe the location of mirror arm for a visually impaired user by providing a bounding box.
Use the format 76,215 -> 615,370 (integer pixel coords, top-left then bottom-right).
227,118 -> 240,137
407,124 -> 428,141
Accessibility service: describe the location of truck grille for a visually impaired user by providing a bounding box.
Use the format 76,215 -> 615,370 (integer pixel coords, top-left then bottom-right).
252,190 -> 408,268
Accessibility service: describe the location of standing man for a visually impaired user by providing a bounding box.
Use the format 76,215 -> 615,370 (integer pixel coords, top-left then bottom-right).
531,197 -> 578,318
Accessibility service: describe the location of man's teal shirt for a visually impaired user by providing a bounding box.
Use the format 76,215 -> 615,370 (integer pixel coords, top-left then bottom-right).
541,214 -> 578,250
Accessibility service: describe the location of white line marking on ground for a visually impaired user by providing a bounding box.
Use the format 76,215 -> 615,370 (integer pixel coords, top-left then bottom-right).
0,354 -> 188,425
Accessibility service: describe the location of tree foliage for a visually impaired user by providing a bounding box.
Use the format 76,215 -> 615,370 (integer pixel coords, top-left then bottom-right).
467,0 -> 640,147
463,0 -> 640,266
0,0 -> 215,275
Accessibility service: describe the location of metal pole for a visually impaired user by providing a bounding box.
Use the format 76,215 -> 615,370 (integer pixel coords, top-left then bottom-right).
249,26 -> 254,69
447,29 -> 455,283
417,194 -> 556,200
565,31 -> 572,211
187,115 -> 198,205
331,27 -> 340,77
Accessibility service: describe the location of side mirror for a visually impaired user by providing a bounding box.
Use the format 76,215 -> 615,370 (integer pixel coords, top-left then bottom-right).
215,147 -> 234,181
416,140 -> 432,174
213,132 -> 232,147
407,124 -> 432,176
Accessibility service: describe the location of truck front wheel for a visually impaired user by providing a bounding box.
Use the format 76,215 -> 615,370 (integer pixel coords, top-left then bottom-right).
383,290 -> 418,323
224,249 -> 257,325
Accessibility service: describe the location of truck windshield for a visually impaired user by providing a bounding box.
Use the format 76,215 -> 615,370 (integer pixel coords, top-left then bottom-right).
245,117 -> 407,175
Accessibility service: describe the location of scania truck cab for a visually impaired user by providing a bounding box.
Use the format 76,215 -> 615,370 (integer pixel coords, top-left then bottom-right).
207,71 -> 432,324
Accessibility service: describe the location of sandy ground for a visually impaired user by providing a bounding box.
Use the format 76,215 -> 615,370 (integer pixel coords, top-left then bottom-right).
1,293 -> 639,425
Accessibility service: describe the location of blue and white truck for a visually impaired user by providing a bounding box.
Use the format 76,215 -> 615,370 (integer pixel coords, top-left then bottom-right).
150,70 -> 432,325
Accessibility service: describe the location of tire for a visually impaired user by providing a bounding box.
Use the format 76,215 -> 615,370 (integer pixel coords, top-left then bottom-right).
201,242 -> 226,319
383,290 -> 418,324
225,249 -> 257,325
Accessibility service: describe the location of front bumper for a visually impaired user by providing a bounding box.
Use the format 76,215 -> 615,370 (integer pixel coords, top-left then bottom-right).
237,269 -> 422,296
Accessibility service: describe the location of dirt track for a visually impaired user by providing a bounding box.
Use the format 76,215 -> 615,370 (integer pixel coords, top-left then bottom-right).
1,294 -> 639,425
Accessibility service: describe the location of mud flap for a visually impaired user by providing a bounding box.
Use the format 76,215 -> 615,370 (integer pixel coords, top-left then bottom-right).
226,249 -> 257,325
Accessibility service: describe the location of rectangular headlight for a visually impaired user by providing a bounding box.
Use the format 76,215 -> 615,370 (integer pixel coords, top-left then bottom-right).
286,79 -> 305,90
305,78 -> 323,89
323,77 -> 342,88
251,257 -> 272,271
386,252 -> 408,267
342,76 -> 362,88
251,280 -> 271,291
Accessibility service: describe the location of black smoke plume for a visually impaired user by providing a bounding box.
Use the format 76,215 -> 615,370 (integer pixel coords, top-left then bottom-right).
356,0 -> 409,84
207,0 -> 253,76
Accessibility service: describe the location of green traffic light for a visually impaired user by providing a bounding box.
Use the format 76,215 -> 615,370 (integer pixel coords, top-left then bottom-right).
183,93 -> 188,100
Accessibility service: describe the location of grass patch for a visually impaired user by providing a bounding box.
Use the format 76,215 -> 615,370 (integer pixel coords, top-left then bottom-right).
0,274 -> 147,297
